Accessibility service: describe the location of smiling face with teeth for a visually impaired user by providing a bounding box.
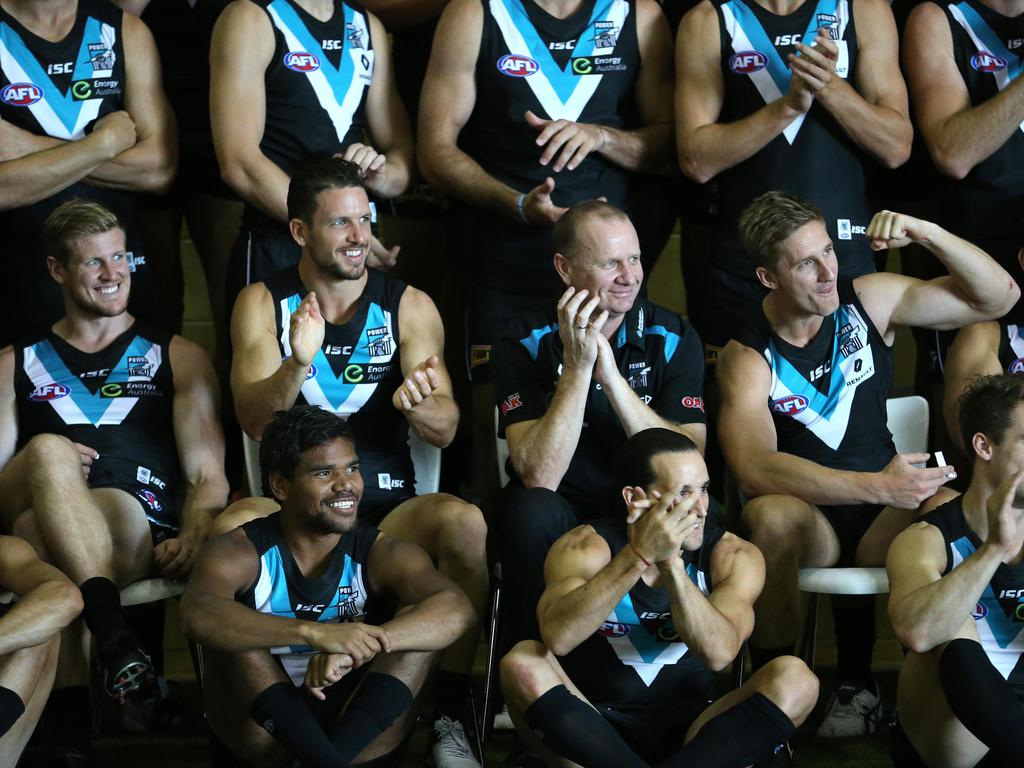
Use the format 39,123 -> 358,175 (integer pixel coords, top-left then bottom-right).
294,185 -> 373,283
49,227 -> 131,319
271,436 -> 364,535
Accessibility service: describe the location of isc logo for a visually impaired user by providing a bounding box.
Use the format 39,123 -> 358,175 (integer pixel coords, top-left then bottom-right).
774,34 -> 802,46
971,52 -> 1007,72
322,39 -> 342,50
770,394 -> 809,416
1,82 -> 42,106
283,51 -> 321,72
497,54 -> 538,78
28,383 -> 69,401
729,51 -> 767,74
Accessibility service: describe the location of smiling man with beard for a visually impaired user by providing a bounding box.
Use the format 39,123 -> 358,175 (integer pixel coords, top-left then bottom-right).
182,405 -> 474,767
0,198 -> 227,759
224,155 -> 489,761
717,190 -> 1018,735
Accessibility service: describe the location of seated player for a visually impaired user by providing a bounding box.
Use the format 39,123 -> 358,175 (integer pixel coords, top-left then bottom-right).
0,200 -> 228,711
494,200 -> 706,646
942,247 -> 1024,457
501,428 -> 818,767
218,156 -> 487,762
718,192 -> 1018,735
181,405 -> 475,767
0,535 -> 82,766
887,374 -> 1024,767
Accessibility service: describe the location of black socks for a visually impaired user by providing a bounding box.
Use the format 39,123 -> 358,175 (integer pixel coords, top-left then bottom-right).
0,685 -> 24,738
79,576 -> 134,658
330,673 -> 414,763
251,682 -> 340,768
523,686 -> 648,768
939,638 -> 1023,760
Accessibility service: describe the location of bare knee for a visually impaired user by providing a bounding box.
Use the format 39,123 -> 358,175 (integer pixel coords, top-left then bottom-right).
21,435 -> 81,484
210,497 -> 278,538
434,497 -> 487,570
741,496 -> 807,553
756,656 -> 819,726
500,640 -> 555,706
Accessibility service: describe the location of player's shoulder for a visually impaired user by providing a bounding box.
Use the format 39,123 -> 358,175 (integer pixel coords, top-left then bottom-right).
551,523 -> 613,564
678,0 -> 719,38
437,0 -> 484,32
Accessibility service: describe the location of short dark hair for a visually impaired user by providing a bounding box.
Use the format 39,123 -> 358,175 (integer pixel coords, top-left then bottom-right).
606,428 -> 700,513
287,155 -> 366,224
739,191 -> 824,269
959,374 -> 1024,459
260,405 -> 355,499
42,199 -> 122,266
553,199 -> 631,262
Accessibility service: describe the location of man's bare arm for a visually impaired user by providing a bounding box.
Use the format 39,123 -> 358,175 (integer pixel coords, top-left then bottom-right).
942,322 -> 1002,455
210,0 -> 292,222
905,1 -> 1024,179
0,537 -> 82,655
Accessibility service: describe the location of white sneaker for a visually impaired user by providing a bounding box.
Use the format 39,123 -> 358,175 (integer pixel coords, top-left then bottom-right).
430,716 -> 481,768
493,704 -> 514,731
816,682 -> 882,738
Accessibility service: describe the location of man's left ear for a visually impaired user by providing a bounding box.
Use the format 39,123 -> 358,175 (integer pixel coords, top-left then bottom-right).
289,218 -> 307,247
46,256 -> 66,285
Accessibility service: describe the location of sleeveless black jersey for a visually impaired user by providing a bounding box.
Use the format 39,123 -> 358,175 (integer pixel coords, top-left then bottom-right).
997,317 -> 1024,374
712,0 -> 874,281
464,0 -> 640,208
0,0 -> 151,342
265,266 -> 414,514
560,514 -> 725,704
734,277 -> 896,472
921,497 -> 1024,688
255,0 -> 373,177
237,512 -> 387,684
12,320 -> 182,512
942,0 -> 1024,257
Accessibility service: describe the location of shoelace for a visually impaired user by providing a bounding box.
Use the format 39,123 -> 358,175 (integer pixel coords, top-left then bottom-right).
436,718 -> 473,758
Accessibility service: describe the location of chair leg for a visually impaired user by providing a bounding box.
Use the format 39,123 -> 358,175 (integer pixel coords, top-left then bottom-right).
479,580 -> 502,749
731,641 -> 747,689
799,593 -> 819,670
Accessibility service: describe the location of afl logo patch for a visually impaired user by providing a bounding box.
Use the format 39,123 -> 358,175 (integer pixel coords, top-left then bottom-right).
971,52 -> 1007,72
972,602 -> 988,620
28,383 -> 69,401
137,489 -> 163,512
770,394 -> 809,416
597,621 -> 628,638
1,82 -> 42,106
1009,358 -> 1024,374
283,52 -> 320,72
729,51 -> 767,74
497,54 -> 538,77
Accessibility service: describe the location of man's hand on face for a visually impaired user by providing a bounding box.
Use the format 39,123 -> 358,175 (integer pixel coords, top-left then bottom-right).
627,488 -> 702,566
392,355 -> 443,412
289,291 -> 326,369
557,287 -> 609,375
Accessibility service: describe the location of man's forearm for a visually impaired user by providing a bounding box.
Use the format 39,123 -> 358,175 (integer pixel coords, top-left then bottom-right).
381,589 -> 474,652
817,80 -> 910,168
919,222 -> 1017,314
599,122 -> 673,174
665,560 -> 742,670
84,135 -> 176,193
541,548 -> 648,656
732,449 -> 882,505
510,368 -> 592,489
926,77 -> 1024,178
601,373 -> 675,437
235,358 -> 309,439
0,135 -> 121,210
181,593 -> 315,652
891,543 -> 1002,653
420,142 -> 520,221
0,581 -> 81,655
678,98 -> 802,183
404,394 -> 458,449
179,477 -> 230,542
222,152 -> 292,223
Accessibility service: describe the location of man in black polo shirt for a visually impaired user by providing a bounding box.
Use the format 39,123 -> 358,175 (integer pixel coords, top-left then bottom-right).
493,200 -> 706,646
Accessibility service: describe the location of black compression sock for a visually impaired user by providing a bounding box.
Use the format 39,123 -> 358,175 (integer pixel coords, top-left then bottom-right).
832,594 -> 876,692
48,686 -> 91,755
330,673 -> 414,763
748,645 -> 794,672
79,576 -> 134,657
433,669 -> 471,723
659,693 -> 795,768
0,686 -> 25,738
250,682 -> 339,768
522,686 -> 648,768
939,638 -> 1024,760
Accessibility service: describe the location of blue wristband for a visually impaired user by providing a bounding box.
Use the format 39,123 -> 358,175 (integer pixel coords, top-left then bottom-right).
516,193 -> 529,224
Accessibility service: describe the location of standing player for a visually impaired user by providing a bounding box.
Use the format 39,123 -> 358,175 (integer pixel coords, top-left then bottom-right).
211,0 -> 414,293
0,0 -> 176,343
675,0 -> 912,358
888,374 -> 1024,767
717,192 -> 1017,735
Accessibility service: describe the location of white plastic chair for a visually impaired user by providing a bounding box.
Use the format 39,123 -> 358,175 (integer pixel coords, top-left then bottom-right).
796,395 -> 928,667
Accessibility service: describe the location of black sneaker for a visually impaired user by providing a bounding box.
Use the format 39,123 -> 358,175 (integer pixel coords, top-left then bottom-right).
95,647 -> 154,704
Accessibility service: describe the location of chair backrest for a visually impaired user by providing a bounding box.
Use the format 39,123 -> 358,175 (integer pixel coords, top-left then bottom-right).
885,395 -> 929,456
243,427 -> 441,498
495,407 -> 510,488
